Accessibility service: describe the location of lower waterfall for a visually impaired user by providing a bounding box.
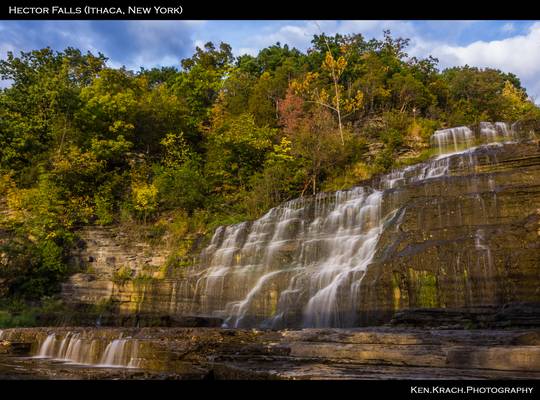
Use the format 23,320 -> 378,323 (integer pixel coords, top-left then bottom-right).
99,339 -> 139,368
193,121 -> 533,329
34,332 -> 140,368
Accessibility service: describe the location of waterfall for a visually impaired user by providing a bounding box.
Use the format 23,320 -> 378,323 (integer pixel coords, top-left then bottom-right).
431,122 -> 518,156
301,190 -> 384,327
33,332 -> 139,368
480,121 -> 516,142
195,121 -> 528,328
431,126 -> 474,155
99,339 -> 139,368
196,186 -> 394,328
475,229 -> 495,281
35,333 -> 56,358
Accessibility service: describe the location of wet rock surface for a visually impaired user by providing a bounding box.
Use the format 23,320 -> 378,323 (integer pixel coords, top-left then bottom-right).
60,134 -> 540,329
1,327 -> 539,380
389,303 -> 540,329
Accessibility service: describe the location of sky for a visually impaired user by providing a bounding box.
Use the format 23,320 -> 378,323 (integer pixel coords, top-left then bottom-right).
1,20 -> 540,102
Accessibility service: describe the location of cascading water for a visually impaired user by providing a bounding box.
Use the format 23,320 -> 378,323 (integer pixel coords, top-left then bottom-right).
301,190 -> 384,328
35,333 -> 56,358
194,121 -> 529,328
33,332 -> 139,368
99,339 -> 139,368
194,187 -> 395,329
480,121 -> 515,142
431,126 -> 475,155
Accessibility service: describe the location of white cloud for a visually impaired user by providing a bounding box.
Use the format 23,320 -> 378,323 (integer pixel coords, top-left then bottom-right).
236,47 -> 258,56
418,22 -> 540,101
501,22 -> 515,33
245,21 -> 319,49
338,20 -> 416,39
237,20 -> 417,55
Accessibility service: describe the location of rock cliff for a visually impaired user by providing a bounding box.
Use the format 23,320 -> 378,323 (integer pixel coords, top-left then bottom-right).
60,122 -> 540,328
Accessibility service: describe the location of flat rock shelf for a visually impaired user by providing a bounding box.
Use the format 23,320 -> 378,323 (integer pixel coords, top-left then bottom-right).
1,327 -> 539,379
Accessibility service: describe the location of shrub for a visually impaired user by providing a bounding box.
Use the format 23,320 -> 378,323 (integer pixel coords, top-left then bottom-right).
111,266 -> 133,285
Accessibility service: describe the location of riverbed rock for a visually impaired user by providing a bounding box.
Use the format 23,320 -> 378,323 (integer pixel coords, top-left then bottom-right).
1,327 -> 539,379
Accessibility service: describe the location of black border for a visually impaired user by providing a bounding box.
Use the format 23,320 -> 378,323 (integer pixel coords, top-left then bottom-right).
1,0 -> 540,19
1,379 -> 539,398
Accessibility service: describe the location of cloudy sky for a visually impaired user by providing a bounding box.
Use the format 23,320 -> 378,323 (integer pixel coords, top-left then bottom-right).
1,20 -> 539,101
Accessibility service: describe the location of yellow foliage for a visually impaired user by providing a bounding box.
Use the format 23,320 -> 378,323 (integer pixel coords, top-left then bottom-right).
501,80 -> 533,120
270,137 -> 294,162
343,91 -> 364,113
5,187 -> 33,223
132,182 -> 158,214
319,88 -> 330,104
350,162 -> 374,181
322,52 -> 347,76
291,72 -> 319,95
502,80 -> 526,103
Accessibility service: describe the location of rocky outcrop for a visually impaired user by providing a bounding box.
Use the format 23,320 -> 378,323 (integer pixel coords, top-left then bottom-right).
389,303 -> 540,328
62,226 -> 172,306
1,327 -> 540,379
360,141 -> 540,324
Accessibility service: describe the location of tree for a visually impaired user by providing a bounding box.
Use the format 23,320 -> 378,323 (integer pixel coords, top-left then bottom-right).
291,49 -> 363,145
0,48 -> 105,174
172,42 -> 234,133
205,113 -> 275,193
278,89 -> 350,194
131,182 -> 158,224
500,80 -> 540,121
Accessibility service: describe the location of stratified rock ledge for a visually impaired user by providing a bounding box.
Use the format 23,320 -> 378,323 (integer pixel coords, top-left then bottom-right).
1,327 -> 539,380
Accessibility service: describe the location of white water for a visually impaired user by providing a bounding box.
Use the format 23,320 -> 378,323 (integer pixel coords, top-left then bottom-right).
480,122 -> 515,142
432,126 -> 475,155
35,333 -> 56,358
99,339 -> 139,368
301,190 -> 384,327
475,229 -> 495,280
33,332 -> 139,368
195,121 -> 527,328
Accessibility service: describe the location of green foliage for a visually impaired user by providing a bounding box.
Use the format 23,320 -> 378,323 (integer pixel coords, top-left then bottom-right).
111,266 -> 133,286
0,235 -> 68,299
94,187 -> 115,225
133,274 -> 158,285
0,309 -> 37,328
1,34 -> 539,308
154,162 -> 207,213
172,42 -> 233,131
0,297 -> 77,328
205,113 -> 275,193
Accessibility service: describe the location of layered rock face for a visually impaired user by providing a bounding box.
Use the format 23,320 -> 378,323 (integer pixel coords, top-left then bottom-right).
62,226 -> 172,308
362,139 -> 540,325
62,122 -> 540,328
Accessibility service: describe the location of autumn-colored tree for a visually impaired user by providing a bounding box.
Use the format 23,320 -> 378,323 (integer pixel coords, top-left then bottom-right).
291,48 -> 363,145
279,89 -> 350,194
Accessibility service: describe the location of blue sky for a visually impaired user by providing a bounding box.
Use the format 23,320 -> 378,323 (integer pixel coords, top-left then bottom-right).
1,20 -> 540,101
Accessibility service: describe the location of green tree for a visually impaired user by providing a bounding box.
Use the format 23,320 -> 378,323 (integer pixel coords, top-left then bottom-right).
172,42 -> 234,134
